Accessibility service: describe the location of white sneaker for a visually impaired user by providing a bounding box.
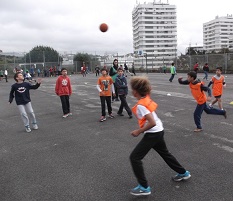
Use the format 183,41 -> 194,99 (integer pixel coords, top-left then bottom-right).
25,126 -> 31,133
32,124 -> 38,130
68,113 -> 72,116
62,114 -> 69,118
209,103 -> 212,108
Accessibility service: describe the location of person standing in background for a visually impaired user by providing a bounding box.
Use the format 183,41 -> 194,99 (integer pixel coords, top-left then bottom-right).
109,59 -> 119,101
131,63 -> 136,76
203,63 -> 209,80
169,63 -> 176,82
193,62 -> 199,74
4,68 -> 8,82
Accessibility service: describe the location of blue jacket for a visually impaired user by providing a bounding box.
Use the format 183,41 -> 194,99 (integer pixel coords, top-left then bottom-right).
115,75 -> 128,95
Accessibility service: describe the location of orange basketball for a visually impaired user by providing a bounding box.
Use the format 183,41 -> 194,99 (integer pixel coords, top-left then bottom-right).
99,23 -> 108,32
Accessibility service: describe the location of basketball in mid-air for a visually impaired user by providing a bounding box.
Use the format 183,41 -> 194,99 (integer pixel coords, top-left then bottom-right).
99,23 -> 108,32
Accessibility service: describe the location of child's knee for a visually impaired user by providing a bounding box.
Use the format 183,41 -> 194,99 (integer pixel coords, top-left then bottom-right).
21,112 -> 28,118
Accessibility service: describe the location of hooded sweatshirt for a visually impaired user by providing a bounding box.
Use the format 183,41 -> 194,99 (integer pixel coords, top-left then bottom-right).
55,75 -> 72,96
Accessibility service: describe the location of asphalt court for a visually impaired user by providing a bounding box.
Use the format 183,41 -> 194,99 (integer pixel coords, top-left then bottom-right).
0,72 -> 232,201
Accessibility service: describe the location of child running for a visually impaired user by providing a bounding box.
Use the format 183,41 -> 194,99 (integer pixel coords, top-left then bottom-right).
55,68 -> 72,118
129,76 -> 191,196
96,68 -> 115,122
178,71 -> 226,132
208,67 -> 226,110
115,67 -> 132,118
8,72 -> 41,132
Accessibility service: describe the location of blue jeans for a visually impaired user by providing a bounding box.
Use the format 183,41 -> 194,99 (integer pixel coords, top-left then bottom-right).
194,102 -> 225,129
203,71 -> 208,80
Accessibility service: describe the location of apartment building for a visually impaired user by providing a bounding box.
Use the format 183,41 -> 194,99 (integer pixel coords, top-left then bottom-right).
203,14 -> 233,52
132,0 -> 177,69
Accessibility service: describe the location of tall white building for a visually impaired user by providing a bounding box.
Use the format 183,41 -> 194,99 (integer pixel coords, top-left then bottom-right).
132,1 -> 177,69
203,14 -> 233,52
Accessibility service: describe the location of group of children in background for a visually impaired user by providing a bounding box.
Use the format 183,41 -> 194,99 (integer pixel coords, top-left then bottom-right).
8,60 -> 227,196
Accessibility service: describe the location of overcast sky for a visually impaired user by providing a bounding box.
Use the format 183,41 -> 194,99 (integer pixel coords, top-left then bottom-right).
0,0 -> 233,55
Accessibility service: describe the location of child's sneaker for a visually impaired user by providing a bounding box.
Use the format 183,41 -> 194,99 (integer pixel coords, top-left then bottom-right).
172,171 -> 191,182
108,113 -> 114,118
194,128 -> 202,132
209,103 -> 213,108
62,114 -> 69,118
223,110 -> 227,119
32,124 -> 38,130
68,113 -> 72,116
99,116 -> 106,122
130,184 -> 151,196
25,126 -> 31,133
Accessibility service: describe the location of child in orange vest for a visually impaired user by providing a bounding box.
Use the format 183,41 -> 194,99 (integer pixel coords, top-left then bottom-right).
129,76 -> 191,196
96,68 -> 115,122
178,71 -> 226,132
208,67 -> 226,110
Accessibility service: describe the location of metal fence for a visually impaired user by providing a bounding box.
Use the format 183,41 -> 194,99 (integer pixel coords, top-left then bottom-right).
1,53 -> 233,75
175,53 -> 233,73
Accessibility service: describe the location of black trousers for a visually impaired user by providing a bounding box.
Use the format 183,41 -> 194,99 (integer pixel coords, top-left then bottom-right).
130,131 -> 186,188
60,95 -> 70,115
118,95 -> 132,116
169,74 -> 175,82
5,75 -> 8,82
100,96 -> 112,116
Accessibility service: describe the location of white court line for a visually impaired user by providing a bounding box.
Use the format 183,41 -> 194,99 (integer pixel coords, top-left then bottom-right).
212,143 -> 233,153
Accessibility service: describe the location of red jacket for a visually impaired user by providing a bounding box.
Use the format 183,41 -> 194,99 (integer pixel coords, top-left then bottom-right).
55,75 -> 72,96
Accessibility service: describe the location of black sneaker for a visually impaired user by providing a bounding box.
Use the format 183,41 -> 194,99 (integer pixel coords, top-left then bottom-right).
129,115 -> 133,119
223,110 -> 227,119
117,113 -> 124,116
115,98 -> 120,101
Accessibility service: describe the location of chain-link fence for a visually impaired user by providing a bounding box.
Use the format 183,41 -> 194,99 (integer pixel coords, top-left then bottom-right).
176,53 -> 233,73
1,53 -> 233,76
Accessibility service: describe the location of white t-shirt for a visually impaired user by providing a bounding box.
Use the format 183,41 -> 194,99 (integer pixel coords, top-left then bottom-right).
137,105 -> 164,133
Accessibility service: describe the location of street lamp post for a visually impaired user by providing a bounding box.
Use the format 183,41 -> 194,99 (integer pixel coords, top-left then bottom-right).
43,51 -> 45,67
4,55 -> 6,69
24,52 -> 27,71
13,52 -> 15,67
144,53 -> 148,74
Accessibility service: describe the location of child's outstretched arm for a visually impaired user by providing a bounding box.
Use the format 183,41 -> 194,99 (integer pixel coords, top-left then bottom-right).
30,82 -> 41,89
207,81 -> 213,87
131,113 -> 156,137
178,77 -> 189,85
